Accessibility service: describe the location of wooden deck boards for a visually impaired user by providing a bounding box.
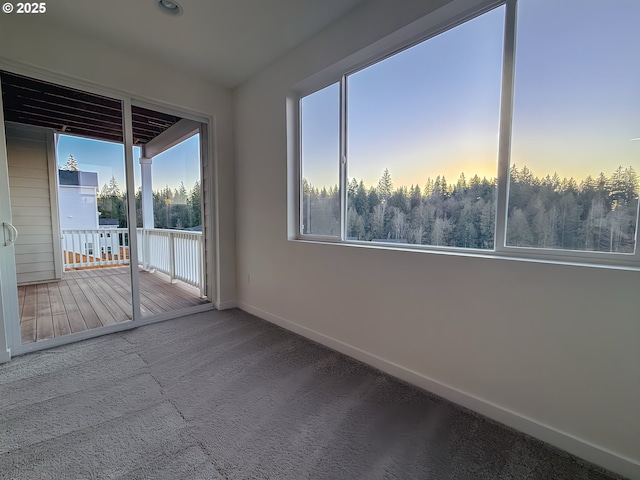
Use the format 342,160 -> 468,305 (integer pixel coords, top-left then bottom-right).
17,267 -> 209,344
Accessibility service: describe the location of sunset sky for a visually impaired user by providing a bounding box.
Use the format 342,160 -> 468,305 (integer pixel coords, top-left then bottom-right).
56,133 -> 200,195
301,0 -> 640,190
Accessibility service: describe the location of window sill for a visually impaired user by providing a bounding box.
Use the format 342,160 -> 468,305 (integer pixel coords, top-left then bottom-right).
292,237 -> 640,272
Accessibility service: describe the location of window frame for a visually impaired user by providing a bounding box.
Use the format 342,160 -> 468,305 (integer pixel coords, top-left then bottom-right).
294,0 -> 640,269
298,81 -> 343,241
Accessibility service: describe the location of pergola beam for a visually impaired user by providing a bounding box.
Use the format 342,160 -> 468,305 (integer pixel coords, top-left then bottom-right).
142,119 -> 200,158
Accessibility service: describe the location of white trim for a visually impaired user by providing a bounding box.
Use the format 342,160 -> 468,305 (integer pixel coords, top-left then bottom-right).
0,88 -> 21,354
339,76 -> 347,240
142,119 -> 200,158
237,301 -> 640,480
292,237 -> 640,272
216,300 -> 237,310
286,95 -> 300,239
130,98 -> 209,126
201,121 -> 217,305
0,346 -> 10,364
297,95 -> 303,237
297,234 -> 342,243
46,130 -> 64,279
122,97 -> 142,322
494,0 -> 515,255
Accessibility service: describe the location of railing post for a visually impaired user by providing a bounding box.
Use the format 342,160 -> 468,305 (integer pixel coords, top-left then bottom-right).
62,233 -> 67,270
142,229 -> 147,270
168,230 -> 177,283
140,229 -> 146,270
71,231 -> 76,269
199,233 -> 205,298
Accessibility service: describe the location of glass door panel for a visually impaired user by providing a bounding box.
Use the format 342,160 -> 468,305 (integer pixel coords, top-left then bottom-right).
0,70 -> 133,346
131,105 -> 210,318
56,134 -> 133,336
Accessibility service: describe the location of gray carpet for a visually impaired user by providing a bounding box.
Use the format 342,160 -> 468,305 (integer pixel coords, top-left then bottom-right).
0,309 -> 625,480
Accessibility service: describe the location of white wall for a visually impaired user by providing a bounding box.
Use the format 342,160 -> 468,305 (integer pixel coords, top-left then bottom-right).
234,0 -> 640,478
0,15 -> 236,308
58,186 -> 98,231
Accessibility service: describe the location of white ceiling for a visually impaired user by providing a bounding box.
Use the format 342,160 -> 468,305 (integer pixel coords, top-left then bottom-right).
34,0 -> 369,88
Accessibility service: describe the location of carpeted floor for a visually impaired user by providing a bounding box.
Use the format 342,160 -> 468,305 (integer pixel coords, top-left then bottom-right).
0,309 -> 626,479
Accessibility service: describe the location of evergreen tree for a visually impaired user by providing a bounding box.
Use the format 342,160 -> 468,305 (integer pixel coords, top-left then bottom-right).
377,168 -> 393,201
294,165 -> 639,253
189,180 -> 202,227
507,208 -> 533,246
60,154 -> 79,171
107,176 -> 120,196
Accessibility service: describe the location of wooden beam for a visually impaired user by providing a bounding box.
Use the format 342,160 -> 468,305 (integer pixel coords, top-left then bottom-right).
143,119 -> 200,158
1,71 -> 185,145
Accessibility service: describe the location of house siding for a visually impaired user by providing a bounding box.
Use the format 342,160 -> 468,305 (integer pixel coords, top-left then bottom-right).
6,123 -> 59,284
58,186 -> 99,230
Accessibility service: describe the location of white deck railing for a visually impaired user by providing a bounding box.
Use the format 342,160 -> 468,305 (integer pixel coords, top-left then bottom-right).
61,229 -> 129,269
62,228 -> 204,296
136,228 -> 204,295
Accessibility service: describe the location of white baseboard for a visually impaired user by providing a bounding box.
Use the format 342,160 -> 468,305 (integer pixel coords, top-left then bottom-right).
238,302 -> 640,480
217,300 -> 237,310
0,348 -> 10,364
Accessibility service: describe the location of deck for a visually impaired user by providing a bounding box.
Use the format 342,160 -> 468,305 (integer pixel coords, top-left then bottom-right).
18,267 -> 209,344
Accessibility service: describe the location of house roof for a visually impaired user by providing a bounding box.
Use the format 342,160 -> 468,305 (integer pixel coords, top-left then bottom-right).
59,170 -> 99,188
99,219 -> 120,226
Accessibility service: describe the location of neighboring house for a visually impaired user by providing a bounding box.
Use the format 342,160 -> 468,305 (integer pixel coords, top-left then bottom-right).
58,171 -> 124,259
58,170 -> 99,231
98,219 -> 119,229
58,169 -> 108,258
98,218 -> 123,257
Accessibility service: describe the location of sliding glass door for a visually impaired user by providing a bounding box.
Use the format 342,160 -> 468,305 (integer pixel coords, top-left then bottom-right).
0,71 -> 134,350
55,132 -> 134,338
130,103 -> 211,320
0,79 -> 18,363
0,70 -> 213,357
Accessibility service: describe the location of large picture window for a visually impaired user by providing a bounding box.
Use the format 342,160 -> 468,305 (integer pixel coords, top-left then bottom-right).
346,6 -> 503,248
297,0 -> 640,266
506,0 -> 640,254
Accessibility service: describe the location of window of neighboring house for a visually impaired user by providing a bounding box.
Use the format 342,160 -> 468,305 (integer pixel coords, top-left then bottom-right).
85,243 -> 94,256
296,0 -> 640,267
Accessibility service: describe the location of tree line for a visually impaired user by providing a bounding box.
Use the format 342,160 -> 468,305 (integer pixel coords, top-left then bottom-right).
97,176 -> 202,230
302,165 -> 639,253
